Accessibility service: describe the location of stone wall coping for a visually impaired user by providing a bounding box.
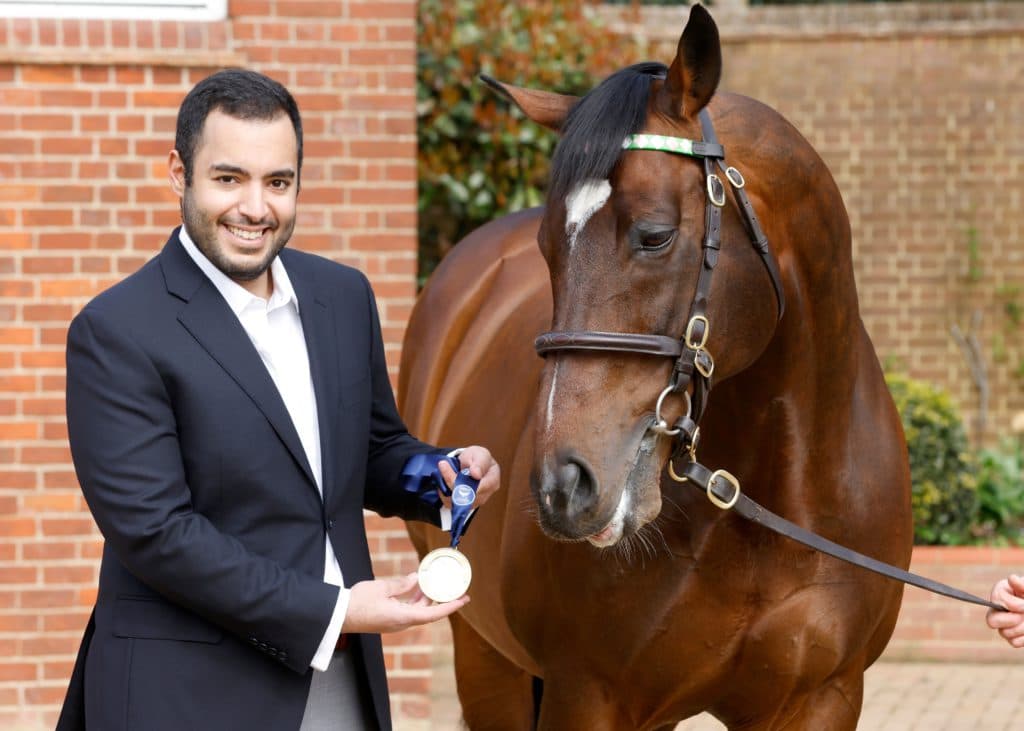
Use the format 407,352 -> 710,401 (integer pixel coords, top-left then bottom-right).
602,1 -> 1024,43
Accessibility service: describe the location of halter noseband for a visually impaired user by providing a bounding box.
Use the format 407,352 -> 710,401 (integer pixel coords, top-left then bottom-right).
535,108 -> 785,455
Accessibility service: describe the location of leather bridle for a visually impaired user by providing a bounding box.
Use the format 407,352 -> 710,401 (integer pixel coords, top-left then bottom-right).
536,108 -> 784,462
532,108 -> 1004,611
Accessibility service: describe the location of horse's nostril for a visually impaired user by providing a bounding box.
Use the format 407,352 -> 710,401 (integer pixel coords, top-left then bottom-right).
557,461 -> 580,493
553,456 -> 598,518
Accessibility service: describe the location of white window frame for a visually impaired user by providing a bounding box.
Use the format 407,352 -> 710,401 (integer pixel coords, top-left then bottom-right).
0,0 -> 227,21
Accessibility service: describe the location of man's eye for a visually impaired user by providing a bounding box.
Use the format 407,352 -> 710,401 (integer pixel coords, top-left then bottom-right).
216,176 -> 238,184
269,179 -> 290,190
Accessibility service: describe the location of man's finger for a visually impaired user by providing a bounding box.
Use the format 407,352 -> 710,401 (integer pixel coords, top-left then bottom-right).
387,573 -> 419,598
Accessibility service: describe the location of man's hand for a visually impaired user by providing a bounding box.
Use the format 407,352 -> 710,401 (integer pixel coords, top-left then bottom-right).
341,573 -> 469,635
438,445 -> 500,508
986,573 -> 1024,648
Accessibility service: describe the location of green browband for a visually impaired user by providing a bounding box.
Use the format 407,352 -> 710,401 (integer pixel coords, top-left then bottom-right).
621,134 -> 724,160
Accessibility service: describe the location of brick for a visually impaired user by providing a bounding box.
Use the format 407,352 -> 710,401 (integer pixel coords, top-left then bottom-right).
41,519 -> 96,537
0,662 -> 36,682
21,66 -> 74,84
21,114 -> 74,132
0,566 -> 37,583
22,541 -> 77,561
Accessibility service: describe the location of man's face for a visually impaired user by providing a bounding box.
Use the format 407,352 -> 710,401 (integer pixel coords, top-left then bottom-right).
169,109 -> 299,297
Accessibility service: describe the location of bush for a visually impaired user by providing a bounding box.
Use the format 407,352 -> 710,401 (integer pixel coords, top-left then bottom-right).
974,439 -> 1024,545
417,0 -> 645,282
885,373 -> 978,545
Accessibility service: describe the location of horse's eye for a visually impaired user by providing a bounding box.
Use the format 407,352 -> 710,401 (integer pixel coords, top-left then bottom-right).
639,229 -> 676,251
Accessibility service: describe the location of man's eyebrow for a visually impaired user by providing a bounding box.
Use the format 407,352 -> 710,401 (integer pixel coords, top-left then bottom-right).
208,164 -> 296,180
209,163 -> 248,177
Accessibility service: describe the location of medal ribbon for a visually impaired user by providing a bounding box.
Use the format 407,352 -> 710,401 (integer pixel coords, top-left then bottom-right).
401,452 -> 478,548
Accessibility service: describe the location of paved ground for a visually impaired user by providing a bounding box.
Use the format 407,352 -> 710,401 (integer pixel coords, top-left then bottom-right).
417,623 -> 1024,730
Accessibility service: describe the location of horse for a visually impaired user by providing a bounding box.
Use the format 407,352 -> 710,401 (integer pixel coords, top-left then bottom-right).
399,5 -> 912,729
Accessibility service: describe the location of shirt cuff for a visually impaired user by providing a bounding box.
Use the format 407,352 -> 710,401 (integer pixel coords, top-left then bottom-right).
310,585 -> 350,672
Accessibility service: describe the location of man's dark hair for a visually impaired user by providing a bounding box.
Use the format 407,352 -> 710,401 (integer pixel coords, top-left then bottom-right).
175,68 -> 303,186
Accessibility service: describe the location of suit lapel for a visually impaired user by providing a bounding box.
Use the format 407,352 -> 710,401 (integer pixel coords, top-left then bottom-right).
160,232 -> 319,491
286,255 -> 339,506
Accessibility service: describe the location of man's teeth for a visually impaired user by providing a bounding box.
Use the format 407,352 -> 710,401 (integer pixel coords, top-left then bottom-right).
227,226 -> 263,241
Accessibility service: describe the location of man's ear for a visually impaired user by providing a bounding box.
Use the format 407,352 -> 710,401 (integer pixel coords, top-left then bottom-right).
168,150 -> 186,198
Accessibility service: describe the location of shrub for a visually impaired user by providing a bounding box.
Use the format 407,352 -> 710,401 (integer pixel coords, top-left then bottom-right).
973,439 -> 1024,544
417,0 -> 645,282
885,373 -> 978,545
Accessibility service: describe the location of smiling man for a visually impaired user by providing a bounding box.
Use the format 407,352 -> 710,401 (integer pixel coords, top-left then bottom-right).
57,69 -> 500,731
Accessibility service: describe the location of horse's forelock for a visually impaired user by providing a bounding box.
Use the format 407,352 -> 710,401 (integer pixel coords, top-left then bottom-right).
549,62 -> 668,206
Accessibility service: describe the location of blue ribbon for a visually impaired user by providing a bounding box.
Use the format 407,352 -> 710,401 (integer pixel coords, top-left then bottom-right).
401,452 -> 478,548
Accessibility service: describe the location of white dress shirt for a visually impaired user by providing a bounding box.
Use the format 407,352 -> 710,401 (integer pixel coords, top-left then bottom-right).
179,228 -> 346,671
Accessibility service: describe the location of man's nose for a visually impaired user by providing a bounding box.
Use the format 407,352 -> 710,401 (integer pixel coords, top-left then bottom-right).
238,184 -> 269,221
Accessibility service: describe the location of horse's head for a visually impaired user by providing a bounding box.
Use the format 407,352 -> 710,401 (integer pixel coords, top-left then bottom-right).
487,6 -> 788,547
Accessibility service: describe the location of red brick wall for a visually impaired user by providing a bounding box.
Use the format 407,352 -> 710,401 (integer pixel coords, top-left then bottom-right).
0,2 -> 424,728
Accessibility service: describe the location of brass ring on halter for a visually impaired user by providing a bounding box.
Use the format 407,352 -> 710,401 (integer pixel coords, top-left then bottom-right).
707,469 -> 741,510
667,457 -> 687,483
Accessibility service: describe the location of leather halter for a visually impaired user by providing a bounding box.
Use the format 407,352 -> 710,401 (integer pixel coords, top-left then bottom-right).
535,110 -> 784,425
532,109 -> 1005,612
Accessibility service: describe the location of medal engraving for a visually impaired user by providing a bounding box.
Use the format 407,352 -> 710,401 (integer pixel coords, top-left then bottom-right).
418,547 -> 472,603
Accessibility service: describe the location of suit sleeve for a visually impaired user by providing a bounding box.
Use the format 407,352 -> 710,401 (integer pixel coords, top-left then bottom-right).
356,274 -> 445,525
66,306 -> 338,674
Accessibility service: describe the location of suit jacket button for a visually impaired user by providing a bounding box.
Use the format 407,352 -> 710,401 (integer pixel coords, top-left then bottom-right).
327,519 -> 335,530
248,636 -> 258,645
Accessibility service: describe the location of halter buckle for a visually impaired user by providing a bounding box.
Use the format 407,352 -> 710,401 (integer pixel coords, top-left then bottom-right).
725,166 -> 745,189
707,469 -> 741,510
684,316 -> 709,350
706,174 -> 726,207
694,350 -> 715,378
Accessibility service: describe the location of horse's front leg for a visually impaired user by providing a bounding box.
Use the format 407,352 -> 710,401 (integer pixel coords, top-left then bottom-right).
721,665 -> 864,731
450,613 -> 538,730
535,678 -> 637,731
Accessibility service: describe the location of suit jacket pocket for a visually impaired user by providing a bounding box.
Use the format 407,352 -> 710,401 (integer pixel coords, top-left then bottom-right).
113,595 -> 223,644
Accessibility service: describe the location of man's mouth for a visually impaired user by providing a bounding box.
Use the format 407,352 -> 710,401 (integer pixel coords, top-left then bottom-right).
224,224 -> 269,242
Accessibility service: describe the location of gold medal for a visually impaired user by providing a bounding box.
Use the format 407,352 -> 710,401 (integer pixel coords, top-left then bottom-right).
417,547 -> 472,603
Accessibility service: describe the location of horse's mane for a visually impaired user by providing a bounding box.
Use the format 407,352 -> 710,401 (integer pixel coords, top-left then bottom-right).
548,62 -> 668,203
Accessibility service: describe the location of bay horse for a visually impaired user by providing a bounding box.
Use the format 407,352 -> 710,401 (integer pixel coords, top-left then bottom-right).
399,5 -> 912,729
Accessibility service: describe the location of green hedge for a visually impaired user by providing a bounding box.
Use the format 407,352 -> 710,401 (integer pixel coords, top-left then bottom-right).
885,373 -> 979,545
416,0 -> 645,283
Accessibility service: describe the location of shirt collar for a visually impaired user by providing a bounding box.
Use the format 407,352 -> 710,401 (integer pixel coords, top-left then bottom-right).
178,226 -> 299,316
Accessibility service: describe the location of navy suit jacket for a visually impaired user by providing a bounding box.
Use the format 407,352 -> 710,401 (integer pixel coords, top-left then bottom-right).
57,231 -> 442,730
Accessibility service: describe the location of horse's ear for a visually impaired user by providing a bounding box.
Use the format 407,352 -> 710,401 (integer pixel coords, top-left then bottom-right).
658,4 -> 722,120
480,74 -> 578,132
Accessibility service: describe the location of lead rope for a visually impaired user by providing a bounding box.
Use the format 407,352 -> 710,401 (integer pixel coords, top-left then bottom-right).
668,459 -> 1006,611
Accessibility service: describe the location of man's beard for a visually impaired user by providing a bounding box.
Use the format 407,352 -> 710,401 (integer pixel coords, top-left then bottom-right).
181,188 -> 294,282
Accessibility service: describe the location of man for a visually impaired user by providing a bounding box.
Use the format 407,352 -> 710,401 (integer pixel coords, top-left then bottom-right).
57,69 -> 499,730
988,574 -> 1024,648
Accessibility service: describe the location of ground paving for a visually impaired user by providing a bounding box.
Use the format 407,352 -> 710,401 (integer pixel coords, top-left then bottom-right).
415,623 -> 1024,730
